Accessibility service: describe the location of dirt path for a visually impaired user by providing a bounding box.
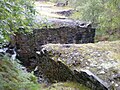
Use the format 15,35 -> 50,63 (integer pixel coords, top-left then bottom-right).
35,1 -> 73,19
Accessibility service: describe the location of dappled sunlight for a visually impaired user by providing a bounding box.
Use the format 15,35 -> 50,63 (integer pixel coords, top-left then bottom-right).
35,1 -> 55,7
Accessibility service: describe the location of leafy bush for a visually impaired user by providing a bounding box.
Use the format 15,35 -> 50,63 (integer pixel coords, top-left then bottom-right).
0,0 -> 36,43
0,55 -> 41,90
69,0 -> 120,41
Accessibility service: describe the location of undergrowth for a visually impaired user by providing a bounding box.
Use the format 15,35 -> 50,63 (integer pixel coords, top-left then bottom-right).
0,55 -> 41,90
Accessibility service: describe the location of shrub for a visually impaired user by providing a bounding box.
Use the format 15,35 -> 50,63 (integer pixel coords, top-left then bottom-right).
0,55 -> 41,90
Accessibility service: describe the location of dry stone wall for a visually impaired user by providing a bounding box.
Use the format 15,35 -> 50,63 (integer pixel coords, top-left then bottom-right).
34,26 -> 95,45
13,22 -> 95,67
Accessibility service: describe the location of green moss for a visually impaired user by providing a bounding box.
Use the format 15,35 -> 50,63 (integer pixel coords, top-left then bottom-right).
47,82 -> 90,90
42,41 -> 120,87
69,11 -> 82,20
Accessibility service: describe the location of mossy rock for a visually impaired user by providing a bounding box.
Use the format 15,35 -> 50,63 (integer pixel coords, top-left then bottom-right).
42,40 -> 120,89
46,82 -> 90,90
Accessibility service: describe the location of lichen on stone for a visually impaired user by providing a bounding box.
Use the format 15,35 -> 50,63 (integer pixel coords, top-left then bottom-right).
42,40 -> 120,89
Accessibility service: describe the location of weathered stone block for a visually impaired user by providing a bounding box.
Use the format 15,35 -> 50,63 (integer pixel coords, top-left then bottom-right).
13,21 -> 95,62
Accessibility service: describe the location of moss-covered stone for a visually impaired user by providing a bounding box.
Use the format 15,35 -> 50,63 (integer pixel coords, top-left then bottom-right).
46,82 -> 90,90
42,40 -> 120,89
11,40 -> 120,89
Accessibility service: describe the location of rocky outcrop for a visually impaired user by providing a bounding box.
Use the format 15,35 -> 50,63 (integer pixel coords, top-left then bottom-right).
12,20 -> 95,65
54,1 -> 68,7
12,39 -> 120,90
34,25 -> 95,45
41,41 -> 120,89
34,52 -> 76,83
52,9 -> 74,17
21,48 -> 109,90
